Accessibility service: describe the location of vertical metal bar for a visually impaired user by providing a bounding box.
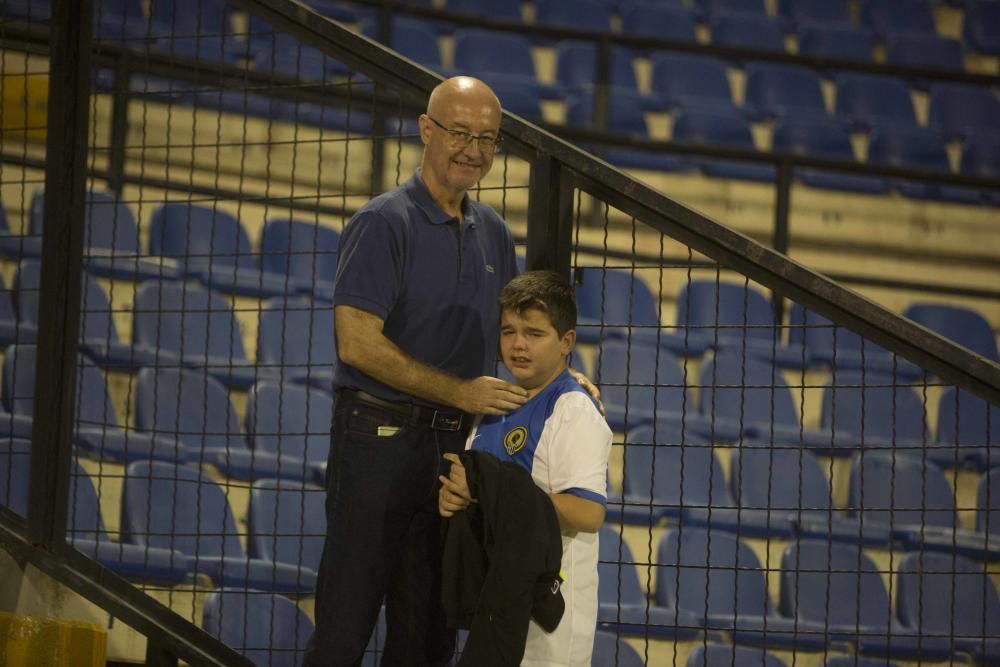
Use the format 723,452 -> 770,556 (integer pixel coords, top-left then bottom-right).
26,0 -> 92,547
772,159 -> 792,325
107,55 -> 130,195
145,638 -> 180,667
368,7 -> 392,196
526,153 -> 572,276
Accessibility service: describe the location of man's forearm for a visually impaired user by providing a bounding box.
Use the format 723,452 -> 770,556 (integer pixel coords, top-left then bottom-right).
340,323 -> 465,408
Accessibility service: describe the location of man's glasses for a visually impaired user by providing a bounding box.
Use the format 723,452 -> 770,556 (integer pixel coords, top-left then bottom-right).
427,116 -> 502,153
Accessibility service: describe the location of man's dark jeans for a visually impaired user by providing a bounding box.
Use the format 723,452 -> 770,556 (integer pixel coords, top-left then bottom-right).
303,392 -> 467,667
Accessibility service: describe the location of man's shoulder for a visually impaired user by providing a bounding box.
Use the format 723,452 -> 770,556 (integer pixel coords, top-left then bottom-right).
468,199 -> 508,230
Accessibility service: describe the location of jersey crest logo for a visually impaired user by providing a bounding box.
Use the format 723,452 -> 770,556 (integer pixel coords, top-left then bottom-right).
503,426 -> 528,456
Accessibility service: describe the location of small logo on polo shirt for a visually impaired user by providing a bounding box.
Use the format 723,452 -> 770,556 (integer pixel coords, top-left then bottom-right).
485,264 -> 494,273
503,426 -> 528,455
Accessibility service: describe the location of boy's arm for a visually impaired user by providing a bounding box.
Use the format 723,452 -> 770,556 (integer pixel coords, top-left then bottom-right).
549,492 -> 605,533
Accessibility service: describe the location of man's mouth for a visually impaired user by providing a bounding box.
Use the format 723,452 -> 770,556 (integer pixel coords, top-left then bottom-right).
510,355 -> 530,365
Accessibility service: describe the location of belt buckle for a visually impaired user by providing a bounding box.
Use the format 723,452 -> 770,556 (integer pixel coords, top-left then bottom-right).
430,411 -> 462,431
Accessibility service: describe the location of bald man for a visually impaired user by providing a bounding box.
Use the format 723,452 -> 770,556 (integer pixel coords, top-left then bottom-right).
304,77 -> 527,666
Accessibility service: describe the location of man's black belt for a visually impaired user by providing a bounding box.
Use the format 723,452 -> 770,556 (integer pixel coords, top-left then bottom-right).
340,388 -> 471,432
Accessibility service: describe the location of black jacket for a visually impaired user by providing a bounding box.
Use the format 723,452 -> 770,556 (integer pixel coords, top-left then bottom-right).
441,450 -> 565,667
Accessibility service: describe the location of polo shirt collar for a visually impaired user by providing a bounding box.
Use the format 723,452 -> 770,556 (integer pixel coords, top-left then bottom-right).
406,171 -> 478,228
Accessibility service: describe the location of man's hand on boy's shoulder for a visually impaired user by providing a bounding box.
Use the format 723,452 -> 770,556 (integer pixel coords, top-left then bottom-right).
455,376 -> 529,415
438,453 -> 475,518
568,368 -> 604,415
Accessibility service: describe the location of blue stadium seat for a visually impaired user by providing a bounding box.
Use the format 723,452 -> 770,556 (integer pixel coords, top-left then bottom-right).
483,80 -> 545,122
743,63 -> 827,121
904,302 -> 999,363
650,53 -> 736,113
148,0 -> 246,64
134,366 -> 301,481
825,659 -> 902,667
964,1 -> 1000,56
936,387 -> 1000,470
597,526 -> 697,638
446,0 -> 522,21
593,339 -> 697,432
555,42 -> 644,99
788,304 -> 923,379
710,13 -> 787,53
772,116 -> 888,193
868,125 -> 981,204
821,371 -> 928,450
565,90 -> 686,172
247,479 -> 326,573
0,201 -> 41,260
535,0 -> 613,31
654,527 -> 822,649
259,218 -> 339,300
592,629 -> 645,667
451,29 -> 562,100
252,32 -> 352,81
573,267 -> 657,342
778,540 -> 947,660
388,17 -> 446,72
928,83 -> 1000,140
672,105 -> 775,182
575,267 -> 708,354
202,588 -> 314,667
697,352 -> 852,450
979,468 -> 1000,535
886,33 -> 965,88
0,273 -> 35,349
848,453 -> 1000,560
28,190 -> 178,281
687,644 -> 786,667
123,460 -> 316,592
701,0 -> 766,16
896,552 -> 1000,663
1,344 -> 187,462
1,0 -> 52,20
859,0 -> 937,39
246,381 -> 332,482
779,0 -> 851,29
834,73 -> 917,132
610,423 -> 730,524
676,281 -> 805,367
619,2 -> 698,45
0,443 -> 191,582
962,133 -> 1000,206
256,296 -> 336,391
797,24 -> 874,64
734,447 -> 892,545
92,0 -> 149,44
68,461 -> 191,584
132,280 -> 264,390
15,260 -> 154,370
149,202 -> 293,298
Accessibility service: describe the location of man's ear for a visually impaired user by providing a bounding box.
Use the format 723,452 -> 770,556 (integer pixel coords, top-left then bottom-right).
417,114 -> 432,146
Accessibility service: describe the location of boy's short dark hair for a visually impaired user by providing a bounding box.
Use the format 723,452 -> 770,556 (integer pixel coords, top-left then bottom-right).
499,270 -> 577,336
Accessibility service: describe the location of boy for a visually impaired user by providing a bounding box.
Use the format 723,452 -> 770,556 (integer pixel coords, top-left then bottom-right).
439,270 -> 612,666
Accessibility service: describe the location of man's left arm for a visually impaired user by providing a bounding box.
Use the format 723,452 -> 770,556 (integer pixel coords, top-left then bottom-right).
549,493 -> 605,533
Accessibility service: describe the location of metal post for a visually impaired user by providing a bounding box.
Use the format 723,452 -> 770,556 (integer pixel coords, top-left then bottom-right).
772,159 -> 792,324
526,153 -> 573,276
145,638 -> 180,667
27,0 -> 91,547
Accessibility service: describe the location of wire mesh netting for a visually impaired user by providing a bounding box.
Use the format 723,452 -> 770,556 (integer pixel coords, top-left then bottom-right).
0,1 -> 999,667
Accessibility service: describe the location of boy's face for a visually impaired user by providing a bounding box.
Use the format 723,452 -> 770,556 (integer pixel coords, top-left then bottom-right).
500,307 -> 575,391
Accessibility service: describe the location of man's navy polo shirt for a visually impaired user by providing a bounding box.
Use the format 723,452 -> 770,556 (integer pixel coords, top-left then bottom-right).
332,172 -> 518,408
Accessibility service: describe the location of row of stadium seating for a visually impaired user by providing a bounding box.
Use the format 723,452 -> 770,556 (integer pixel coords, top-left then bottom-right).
3,440 -> 997,662
7,0 -> 998,59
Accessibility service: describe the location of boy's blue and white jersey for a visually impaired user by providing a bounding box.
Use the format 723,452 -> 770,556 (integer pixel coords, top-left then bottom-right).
466,368 -> 612,667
